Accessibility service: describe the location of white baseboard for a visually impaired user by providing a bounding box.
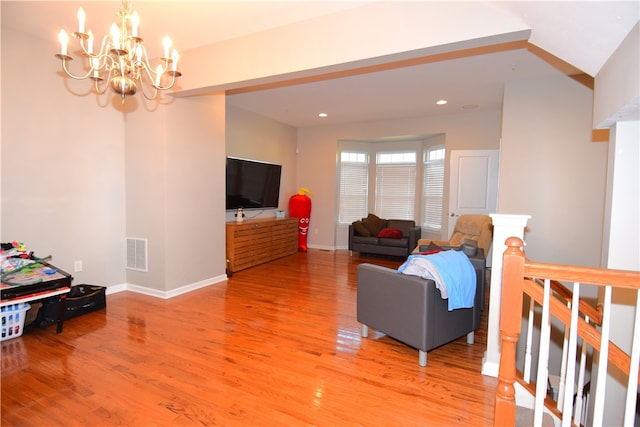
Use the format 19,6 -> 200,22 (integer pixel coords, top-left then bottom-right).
105,284 -> 127,295
102,274 -> 227,299
307,244 -> 336,251
482,354 -> 499,378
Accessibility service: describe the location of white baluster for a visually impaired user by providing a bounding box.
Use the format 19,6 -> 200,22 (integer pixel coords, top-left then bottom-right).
557,299 -> 570,409
592,285 -> 612,426
524,297 -> 534,383
623,289 -> 640,427
561,282 -> 580,427
573,315 -> 588,425
534,278 -> 552,427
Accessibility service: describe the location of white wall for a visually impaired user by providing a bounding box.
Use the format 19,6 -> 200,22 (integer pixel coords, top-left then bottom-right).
1,26 -> 126,287
296,109 -> 502,249
225,105 -> 298,222
595,121 -> 640,427
499,74 -> 608,266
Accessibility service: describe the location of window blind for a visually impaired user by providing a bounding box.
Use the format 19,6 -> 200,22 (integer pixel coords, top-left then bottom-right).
338,152 -> 368,223
422,146 -> 445,230
375,152 -> 416,220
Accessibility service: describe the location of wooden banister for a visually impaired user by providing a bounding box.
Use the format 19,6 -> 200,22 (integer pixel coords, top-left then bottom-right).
494,237 -> 525,426
546,279 -> 603,325
494,236 -> 640,426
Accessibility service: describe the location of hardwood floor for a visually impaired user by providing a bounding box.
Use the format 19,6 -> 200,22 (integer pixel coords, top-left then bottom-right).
1,250 -> 497,426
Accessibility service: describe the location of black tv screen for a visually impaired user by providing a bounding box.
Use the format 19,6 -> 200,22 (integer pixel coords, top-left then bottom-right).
226,157 -> 282,210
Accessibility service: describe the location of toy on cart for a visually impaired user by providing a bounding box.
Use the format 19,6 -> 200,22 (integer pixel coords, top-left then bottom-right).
1,242 -> 73,335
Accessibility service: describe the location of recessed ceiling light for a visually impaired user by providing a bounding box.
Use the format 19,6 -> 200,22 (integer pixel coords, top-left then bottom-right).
318,113 -> 328,118
436,99 -> 447,105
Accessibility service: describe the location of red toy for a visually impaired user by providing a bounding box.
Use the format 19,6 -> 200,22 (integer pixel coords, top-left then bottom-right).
289,188 -> 312,252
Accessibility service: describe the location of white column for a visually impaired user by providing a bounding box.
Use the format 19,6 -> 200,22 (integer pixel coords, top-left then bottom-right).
482,213 -> 531,377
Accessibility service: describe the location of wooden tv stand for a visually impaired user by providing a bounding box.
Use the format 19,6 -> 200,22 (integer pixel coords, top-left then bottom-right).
226,217 -> 298,273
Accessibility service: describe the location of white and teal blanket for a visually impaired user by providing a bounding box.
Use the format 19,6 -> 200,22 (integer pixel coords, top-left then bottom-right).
397,250 -> 476,311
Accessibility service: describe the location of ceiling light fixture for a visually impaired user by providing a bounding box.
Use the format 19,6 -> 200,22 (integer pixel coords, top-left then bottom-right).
318,113 -> 328,118
55,1 -> 182,103
436,99 -> 448,105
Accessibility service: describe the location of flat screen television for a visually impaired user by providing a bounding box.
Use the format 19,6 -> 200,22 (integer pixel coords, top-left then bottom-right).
226,157 -> 282,210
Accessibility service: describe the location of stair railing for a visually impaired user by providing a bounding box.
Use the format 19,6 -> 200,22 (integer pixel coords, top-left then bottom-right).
494,237 -> 640,427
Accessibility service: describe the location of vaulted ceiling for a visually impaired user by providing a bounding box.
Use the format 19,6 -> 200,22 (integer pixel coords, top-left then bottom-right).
3,1 -> 638,127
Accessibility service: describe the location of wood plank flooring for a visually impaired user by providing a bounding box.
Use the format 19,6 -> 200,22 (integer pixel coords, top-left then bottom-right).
1,250 -> 497,426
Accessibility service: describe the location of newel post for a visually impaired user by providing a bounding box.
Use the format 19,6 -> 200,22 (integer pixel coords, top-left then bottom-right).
483,214 -> 530,377
494,237 -> 526,426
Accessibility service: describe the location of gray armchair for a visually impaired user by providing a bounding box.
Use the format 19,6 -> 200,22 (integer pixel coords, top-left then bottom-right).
356,256 -> 485,366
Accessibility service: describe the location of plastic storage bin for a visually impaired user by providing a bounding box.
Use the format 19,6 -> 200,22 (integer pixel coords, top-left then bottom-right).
1,303 -> 30,341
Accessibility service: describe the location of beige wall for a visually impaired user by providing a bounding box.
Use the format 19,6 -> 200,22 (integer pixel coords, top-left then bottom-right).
177,2 -> 529,95
499,74 -> 608,266
296,109 -> 502,249
1,26 -> 126,286
225,105 -> 298,222
124,94 -> 227,293
593,22 -> 640,128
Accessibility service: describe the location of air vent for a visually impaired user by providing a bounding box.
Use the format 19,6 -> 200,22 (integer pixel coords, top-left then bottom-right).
126,238 -> 148,272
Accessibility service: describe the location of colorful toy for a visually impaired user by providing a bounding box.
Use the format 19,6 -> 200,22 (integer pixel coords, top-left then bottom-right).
289,187 -> 312,252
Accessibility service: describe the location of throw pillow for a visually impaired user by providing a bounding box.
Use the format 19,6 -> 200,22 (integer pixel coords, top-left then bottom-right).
377,228 -> 403,239
352,220 -> 371,237
362,213 -> 385,236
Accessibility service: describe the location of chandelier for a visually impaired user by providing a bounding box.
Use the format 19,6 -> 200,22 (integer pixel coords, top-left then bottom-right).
55,1 -> 182,102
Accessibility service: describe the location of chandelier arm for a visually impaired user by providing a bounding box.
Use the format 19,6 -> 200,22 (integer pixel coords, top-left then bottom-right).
134,45 -> 169,79
95,34 -> 114,59
137,63 -> 160,100
139,61 -> 161,89
94,66 -> 115,95
154,73 -> 177,91
93,78 -> 110,96
60,59 -> 96,80
139,81 -> 159,101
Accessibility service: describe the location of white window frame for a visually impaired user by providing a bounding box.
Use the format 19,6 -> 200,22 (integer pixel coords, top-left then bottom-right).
422,145 -> 445,232
337,138 -> 445,230
374,151 -> 417,220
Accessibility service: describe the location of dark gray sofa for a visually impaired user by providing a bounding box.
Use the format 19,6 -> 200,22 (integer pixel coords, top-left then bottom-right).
356,254 -> 485,366
349,219 -> 421,258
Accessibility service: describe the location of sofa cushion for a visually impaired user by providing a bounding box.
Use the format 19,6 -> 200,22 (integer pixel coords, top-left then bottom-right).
379,237 -> 409,248
352,235 -> 379,245
352,220 -> 371,237
377,228 -> 403,239
362,213 -> 385,236
386,219 -> 415,236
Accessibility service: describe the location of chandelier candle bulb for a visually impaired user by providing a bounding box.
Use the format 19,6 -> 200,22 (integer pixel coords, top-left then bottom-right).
155,65 -> 163,87
58,30 -> 69,56
135,45 -> 142,63
110,23 -> 120,50
131,11 -> 139,37
87,30 -> 94,54
163,36 -> 171,59
77,8 -> 86,34
171,49 -> 179,71
91,58 -> 99,78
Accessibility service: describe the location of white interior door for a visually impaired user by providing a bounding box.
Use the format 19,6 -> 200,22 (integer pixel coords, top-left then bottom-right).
447,150 -> 499,236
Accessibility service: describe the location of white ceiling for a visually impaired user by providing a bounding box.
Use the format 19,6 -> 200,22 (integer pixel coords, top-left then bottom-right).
3,1 -> 638,127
